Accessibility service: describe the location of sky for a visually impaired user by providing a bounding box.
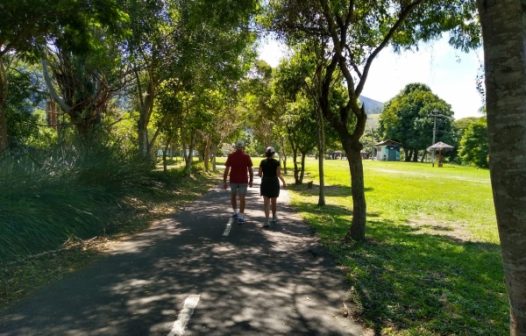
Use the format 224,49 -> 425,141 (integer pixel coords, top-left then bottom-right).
256,36 -> 485,120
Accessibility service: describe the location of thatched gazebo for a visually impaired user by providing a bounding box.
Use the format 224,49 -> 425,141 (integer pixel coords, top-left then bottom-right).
427,141 -> 454,167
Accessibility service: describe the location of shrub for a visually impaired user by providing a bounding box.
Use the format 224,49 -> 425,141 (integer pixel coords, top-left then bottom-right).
0,142 -> 151,261
459,118 -> 489,168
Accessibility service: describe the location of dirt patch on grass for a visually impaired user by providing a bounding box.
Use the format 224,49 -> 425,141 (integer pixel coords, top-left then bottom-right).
406,215 -> 474,242
370,168 -> 488,184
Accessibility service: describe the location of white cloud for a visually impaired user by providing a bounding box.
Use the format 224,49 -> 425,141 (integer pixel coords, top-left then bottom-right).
257,35 -> 485,119
360,38 -> 484,119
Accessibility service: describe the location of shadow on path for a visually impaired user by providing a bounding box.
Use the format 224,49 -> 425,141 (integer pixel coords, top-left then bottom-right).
0,177 -> 369,336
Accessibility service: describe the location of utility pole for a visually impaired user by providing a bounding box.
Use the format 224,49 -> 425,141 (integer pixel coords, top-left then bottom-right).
430,110 -> 445,167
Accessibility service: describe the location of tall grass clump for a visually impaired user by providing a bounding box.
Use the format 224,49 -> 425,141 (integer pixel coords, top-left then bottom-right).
0,141 -> 152,262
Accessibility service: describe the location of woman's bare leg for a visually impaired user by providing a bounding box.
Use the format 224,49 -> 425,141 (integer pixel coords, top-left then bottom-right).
271,197 -> 277,219
263,196 -> 270,220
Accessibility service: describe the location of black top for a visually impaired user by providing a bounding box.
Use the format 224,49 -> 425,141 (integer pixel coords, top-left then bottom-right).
260,158 -> 280,177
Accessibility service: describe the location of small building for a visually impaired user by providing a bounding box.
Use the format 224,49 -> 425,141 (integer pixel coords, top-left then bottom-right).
375,140 -> 401,161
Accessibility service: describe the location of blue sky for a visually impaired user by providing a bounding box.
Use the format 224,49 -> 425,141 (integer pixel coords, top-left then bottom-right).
257,36 -> 485,120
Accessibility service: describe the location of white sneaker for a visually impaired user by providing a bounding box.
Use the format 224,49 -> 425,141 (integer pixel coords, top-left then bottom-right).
237,215 -> 246,224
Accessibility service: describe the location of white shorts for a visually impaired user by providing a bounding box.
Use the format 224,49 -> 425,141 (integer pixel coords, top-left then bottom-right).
230,183 -> 248,196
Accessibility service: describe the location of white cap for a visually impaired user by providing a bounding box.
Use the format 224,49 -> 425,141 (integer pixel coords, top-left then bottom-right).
265,146 -> 275,156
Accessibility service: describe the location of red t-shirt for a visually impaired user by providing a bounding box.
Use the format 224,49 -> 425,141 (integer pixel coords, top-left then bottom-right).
225,150 -> 253,183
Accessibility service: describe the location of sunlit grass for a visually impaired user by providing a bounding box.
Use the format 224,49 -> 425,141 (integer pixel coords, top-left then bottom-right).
288,158 -> 506,335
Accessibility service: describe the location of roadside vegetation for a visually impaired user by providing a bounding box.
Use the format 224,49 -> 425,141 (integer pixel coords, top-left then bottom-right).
0,147 -> 219,310
288,158 -> 506,336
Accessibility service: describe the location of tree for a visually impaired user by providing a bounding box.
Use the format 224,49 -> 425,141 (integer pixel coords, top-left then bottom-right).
42,28 -> 128,139
154,77 -> 184,172
125,0 -> 173,159
127,0 -> 257,160
0,0 -> 126,151
284,96 -> 318,184
458,117 -> 488,168
379,83 -> 455,162
242,60 -> 277,148
477,1 -> 526,333
272,48 -> 338,193
4,62 -> 46,148
0,0 -> 54,152
272,44 -> 333,203
268,0 -> 479,240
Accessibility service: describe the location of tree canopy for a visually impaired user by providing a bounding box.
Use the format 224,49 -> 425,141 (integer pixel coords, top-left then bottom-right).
379,83 -> 455,161
458,117 -> 488,168
265,0 -> 479,240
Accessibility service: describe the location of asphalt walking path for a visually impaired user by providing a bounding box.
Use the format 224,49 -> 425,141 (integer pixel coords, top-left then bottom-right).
0,175 -> 369,336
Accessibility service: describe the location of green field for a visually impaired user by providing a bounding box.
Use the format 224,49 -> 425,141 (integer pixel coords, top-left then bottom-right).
288,159 -> 506,335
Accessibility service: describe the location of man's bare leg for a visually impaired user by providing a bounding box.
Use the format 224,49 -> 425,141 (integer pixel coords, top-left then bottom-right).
231,193 -> 237,214
239,195 -> 246,214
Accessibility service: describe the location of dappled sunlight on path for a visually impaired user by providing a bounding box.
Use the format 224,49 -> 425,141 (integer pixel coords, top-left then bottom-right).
0,176 -> 369,335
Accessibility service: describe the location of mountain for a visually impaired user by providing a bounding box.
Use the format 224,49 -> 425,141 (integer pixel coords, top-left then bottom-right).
360,95 -> 384,115
359,96 -> 384,130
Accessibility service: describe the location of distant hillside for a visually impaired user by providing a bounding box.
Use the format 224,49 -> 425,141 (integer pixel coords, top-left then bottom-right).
360,96 -> 384,115
360,96 -> 383,130
365,113 -> 380,131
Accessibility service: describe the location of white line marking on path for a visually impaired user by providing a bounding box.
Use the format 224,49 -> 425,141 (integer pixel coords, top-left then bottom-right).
168,294 -> 201,336
222,217 -> 233,236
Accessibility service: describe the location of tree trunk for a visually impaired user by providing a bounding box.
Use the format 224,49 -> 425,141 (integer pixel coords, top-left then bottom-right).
404,148 -> 412,162
317,107 -> 326,206
0,59 -> 8,153
292,148 -> 299,184
279,136 -> 288,175
288,131 -> 300,184
211,143 -> 217,172
318,55 -> 367,241
136,70 -> 155,159
477,1 -> 526,334
203,138 -> 210,172
162,134 -> 174,173
184,130 -> 195,175
299,151 -> 306,184
138,114 -> 150,158
70,109 -> 102,140
342,138 -> 366,241
412,149 -> 419,162
162,146 -> 168,173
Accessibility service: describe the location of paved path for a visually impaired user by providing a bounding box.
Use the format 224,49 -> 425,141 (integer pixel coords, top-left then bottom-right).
0,176 -> 368,336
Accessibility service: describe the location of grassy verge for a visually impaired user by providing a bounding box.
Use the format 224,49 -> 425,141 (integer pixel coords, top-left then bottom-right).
0,148 -> 219,310
288,158 -> 507,335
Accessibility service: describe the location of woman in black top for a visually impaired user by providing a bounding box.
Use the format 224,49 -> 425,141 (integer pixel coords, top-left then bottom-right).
259,146 -> 286,227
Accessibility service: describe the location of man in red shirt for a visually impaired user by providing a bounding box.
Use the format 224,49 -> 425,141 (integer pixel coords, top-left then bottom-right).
223,141 -> 253,223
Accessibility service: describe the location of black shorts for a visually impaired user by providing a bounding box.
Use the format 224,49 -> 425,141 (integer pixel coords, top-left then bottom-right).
261,176 -> 280,198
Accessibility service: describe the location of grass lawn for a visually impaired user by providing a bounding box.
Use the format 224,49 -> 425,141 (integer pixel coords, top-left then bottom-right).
287,158 -> 506,336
